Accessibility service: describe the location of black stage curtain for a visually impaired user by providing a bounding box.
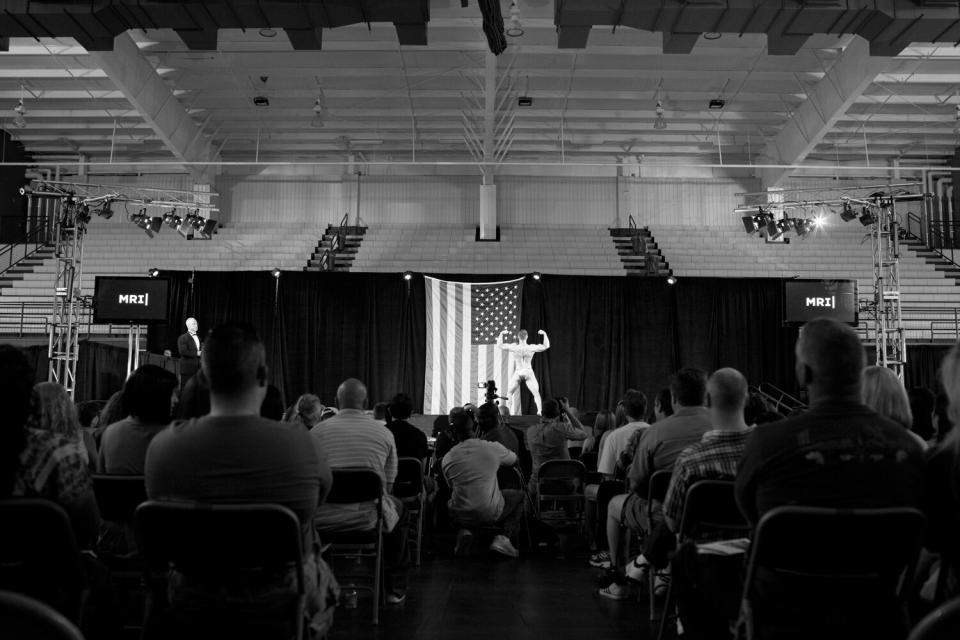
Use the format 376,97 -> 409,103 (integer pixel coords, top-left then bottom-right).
146,272 -> 819,413
24,341 -> 129,401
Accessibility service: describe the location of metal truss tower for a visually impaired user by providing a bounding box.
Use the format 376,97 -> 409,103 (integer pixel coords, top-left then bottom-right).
871,197 -> 906,379
47,197 -> 87,398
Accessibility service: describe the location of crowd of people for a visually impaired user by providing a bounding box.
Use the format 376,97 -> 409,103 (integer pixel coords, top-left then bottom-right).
2,317 -> 960,639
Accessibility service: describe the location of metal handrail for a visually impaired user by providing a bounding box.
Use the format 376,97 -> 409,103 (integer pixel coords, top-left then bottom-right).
754,382 -> 806,416
0,299 -> 138,337
0,219 -> 54,277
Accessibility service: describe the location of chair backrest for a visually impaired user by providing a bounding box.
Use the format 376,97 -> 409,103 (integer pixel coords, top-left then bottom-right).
0,590 -> 85,640
497,465 -> 525,491
0,499 -> 85,621
91,474 -> 147,523
393,458 -> 424,499
742,506 -> 926,614
676,480 -> 749,542
647,469 -> 673,503
537,459 -> 585,484
907,594 -> 960,640
134,501 -> 304,579
326,468 -> 383,504
579,450 -> 598,472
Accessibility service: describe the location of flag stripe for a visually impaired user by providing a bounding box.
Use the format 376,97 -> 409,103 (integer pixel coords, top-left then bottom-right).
433,279 -> 444,414
461,283 -> 472,406
445,281 -> 456,412
426,278 -> 439,414
452,282 -> 463,406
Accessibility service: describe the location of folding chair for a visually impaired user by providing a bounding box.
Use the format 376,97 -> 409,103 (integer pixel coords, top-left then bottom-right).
393,457 -> 426,566
908,594 -> 960,640
135,501 -> 306,640
644,469 -> 673,622
476,465 -> 532,551
656,480 -> 750,640
91,474 -> 147,552
534,460 -> 586,533
317,469 -> 384,624
736,506 -> 926,640
0,590 -> 85,640
0,499 -> 87,624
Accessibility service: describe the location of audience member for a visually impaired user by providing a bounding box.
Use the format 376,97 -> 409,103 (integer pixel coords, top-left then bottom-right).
284,393 -> 325,430
583,409 -> 614,456
175,370 -> 210,419
934,391 -> 953,444
599,369 -> 710,592
95,390 -> 124,443
863,365 -> 925,449
478,401 -> 520,456
145,323 -> 336,637
311,378 -> 408,604
587,391 -> 650,568
0,346 -> 98,549
386,392 -> 429,461
652,387 -> 674,423
98,364 -> 178,474
908,387 -> 936,443
373,401 -> 389,424
526,397 -> 588,486
261,384 -> 285,421
442,407 -> 524,558
29,381 -> 82,438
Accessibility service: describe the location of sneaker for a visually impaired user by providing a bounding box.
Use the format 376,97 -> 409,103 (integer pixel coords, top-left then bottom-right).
596,567 -> 619,588
589,550 -> 611,568
454,529 -> 474,557
625,554 -> 650,583
386,590 -> 406,605
653,574 -> 670,597
489,534 -> 520,558
598,581 -> 630,601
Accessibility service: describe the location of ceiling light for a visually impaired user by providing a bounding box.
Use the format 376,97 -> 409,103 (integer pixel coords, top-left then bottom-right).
654,101 -> 667,130
703,32 -> 722,40
147,268 -> 160,277
191,215 -> 217,240
253,96 -> 270,107
859,208 -> 877,226
271,268 -> 281,279
709,99 -> 726,110
403,271 -> 413,281
793,218 -> 814,237
840,202 -> 857,222
163,210 -> 182,229
505,1 -> 524,37
259,28 -> 277,38
531,272 -> 541,281
666,275 -> 677,285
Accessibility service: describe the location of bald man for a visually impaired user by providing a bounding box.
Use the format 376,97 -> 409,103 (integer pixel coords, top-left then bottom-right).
311,378 -> 409,603
177,317 -> 202,379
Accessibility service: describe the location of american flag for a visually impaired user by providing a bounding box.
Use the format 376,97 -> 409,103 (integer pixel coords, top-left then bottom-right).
423,276 -> 523,415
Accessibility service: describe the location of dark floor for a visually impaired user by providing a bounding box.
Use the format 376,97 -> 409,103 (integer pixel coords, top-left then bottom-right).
329,549 -> 660,640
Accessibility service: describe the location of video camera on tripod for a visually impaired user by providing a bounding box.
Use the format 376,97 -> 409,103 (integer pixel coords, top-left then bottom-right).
477,379 -> 505,404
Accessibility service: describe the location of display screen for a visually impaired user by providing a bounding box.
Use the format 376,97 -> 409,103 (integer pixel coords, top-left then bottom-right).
783,279 -> 858,326
93,276 -> 170,323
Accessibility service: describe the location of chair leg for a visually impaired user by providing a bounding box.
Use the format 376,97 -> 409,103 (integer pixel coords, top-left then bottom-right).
415,504 -> 424,567
649,569 -> 656,622
656,570 -> 676,640
372,532 -> 382,625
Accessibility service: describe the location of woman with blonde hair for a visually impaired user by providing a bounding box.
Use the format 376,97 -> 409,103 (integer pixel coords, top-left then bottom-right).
862,366 -> 914,429
283,393 -> 325,430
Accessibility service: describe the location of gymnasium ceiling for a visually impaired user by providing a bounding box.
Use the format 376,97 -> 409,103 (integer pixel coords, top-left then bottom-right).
2,0 -> 960,184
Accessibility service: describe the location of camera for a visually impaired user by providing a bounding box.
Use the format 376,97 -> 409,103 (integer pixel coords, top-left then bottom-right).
479,380 -> 498,404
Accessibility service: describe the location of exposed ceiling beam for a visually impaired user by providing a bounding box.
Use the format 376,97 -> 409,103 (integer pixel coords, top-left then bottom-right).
88,33 -> 220,182
758,37 -> 889,189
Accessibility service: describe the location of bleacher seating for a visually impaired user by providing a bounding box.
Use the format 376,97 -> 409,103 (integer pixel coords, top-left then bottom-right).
348,224 -> 625,275
650,223 -> 960,342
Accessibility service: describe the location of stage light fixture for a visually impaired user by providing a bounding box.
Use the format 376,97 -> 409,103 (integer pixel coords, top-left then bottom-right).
859,207 -> 877,226
98,201 -> 114,220
532,272 -> 541,281
147,268 -> 160,277
793,218 -> 814,237
271,268 -> 281,279
75,204 -> 92,226
192,216 -> 217,240
163,210 -> 182,230
505,1 -> 524,37
666,275 -> 677,285
840,202 -> 857,222
403,271 -> 413,281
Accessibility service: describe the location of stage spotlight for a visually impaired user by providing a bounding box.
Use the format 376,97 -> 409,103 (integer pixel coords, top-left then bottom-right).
765,218 -> 779,238
793,218 -> 814,237
742,215 -> 760,234
666,275 -> 677,285
403,271 -> 413,281
147,267 -> 160,277
271,268 -> 281,279
163,210 -> 182,229
99,201 -> 114,220
194,218 -> 217,240
532,272 -> 541,281
859,208 -> 877,226
75,204 -> 92,226
813,214 -> 827,229
840,202 -> 857,222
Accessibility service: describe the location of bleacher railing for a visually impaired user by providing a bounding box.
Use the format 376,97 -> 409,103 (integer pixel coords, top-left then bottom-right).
0,217 -> 54,277
906,212 -> 959,267
0,299 -> 139,337
752,383 -> 806,416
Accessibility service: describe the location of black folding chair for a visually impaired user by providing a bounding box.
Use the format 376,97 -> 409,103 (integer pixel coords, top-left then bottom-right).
91,474 -> 147,553
0,499 -> 87,624
317,469 -> 384,624
135,501 -> 306,640
644,469 -> 673,622
535,459 -> 586,533
656,480 -> 750,639
0,590 -> 85,640
908,594 -> 960,640
736,506 -> 926,640
393,457 -> 426,566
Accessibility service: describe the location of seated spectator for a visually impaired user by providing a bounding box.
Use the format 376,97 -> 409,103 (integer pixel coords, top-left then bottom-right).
261,384 -> 285,421
442,407 -> 523,558
175,370 -> 210,419
737,318 -> 924,523
625,368 -> 752,582
28,381 -> 86,459
373,402 -> 389,424
934,391 -> 954,443
599,369 -> 710,592
283,394 -> 325,430
650,387 -> 674,423
587,391 -> 651,568
98,364 -> 178,474
311,378 -> 408,604
479,402 -> 520,456
583,409 -> 614,456
863,365 -> 926,449
0,346 -> 98,549
908,387 -> 936,443
386,392 -> 429,461
526,398 -> 587,486
146,323 -> 336,638
94,390 -> 124,444
735,317 -> 925,639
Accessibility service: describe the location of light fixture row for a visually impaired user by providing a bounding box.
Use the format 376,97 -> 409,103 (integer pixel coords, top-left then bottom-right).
130,207 -> 217,240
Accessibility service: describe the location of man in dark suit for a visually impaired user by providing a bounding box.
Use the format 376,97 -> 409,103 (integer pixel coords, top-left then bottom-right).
177,317 -> 202,379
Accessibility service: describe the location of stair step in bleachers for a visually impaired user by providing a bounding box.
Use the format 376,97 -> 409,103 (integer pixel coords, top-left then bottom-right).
348,225 -> 625,275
